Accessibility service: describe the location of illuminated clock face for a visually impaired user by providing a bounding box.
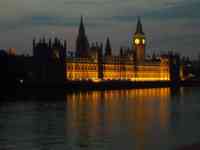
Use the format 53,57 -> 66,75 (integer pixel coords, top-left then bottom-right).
135,38 -> 140,45
142,39 -> 145,44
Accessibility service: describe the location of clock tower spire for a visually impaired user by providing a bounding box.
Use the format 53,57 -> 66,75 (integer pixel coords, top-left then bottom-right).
135,17 -> 144,34
133,17 -> 146,63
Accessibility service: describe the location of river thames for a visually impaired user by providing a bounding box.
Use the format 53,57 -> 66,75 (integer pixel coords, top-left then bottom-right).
0,87 -> 200,150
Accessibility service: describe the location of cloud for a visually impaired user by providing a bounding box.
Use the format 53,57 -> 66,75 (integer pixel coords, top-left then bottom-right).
111,0 -> 200,22
143,0 -> 200,20
0,0 -> 199,58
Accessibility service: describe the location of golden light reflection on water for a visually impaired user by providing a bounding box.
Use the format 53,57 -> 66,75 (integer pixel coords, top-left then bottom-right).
65,88 -> 172,149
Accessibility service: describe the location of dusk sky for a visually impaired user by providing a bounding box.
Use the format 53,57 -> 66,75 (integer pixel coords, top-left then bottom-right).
0,0 -> 199,58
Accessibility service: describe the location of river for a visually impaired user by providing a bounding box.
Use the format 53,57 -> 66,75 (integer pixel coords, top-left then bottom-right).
0,87 -> 200,150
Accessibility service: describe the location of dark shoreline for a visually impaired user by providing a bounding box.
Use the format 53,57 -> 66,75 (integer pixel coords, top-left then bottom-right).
1,80 -> 200,101
19,80 -> 200,91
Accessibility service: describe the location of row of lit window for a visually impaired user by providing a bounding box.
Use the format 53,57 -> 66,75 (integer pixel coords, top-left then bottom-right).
67,65 -> 97,71
67,73 -> 98,79
136,73 -> 166,78
67,65 -> 135,72
66,74 -> 169,81
103,66 -> 134,71
103,73 -> 130,78
67,70 -> 169,77
66,65 -> 170,76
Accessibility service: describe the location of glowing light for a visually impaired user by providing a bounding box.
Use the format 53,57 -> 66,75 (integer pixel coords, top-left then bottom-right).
135,38 -> 140,45
142,39 -> 145,44
92,79 -> 101,83
19,79 -> 24,84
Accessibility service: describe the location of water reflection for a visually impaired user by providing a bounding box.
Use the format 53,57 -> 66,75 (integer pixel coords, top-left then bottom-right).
1,87 -> 200,150
65,88 -> 173,150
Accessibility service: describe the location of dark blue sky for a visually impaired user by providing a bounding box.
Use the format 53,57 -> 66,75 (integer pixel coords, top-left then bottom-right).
0,0 -> 199,58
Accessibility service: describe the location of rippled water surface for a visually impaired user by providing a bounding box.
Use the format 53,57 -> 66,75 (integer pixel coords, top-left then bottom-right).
1,87 -> 200,150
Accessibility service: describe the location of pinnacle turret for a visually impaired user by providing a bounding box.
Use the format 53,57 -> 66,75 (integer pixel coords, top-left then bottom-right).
135,17 -> 144,35
105,37 -> 112,56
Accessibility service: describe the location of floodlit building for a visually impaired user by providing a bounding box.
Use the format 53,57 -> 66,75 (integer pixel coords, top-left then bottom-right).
33,17 -> 180,84
65,17 -> 177,82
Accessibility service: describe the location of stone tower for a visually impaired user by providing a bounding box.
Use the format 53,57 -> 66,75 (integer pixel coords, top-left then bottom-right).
133,17 -> 146,63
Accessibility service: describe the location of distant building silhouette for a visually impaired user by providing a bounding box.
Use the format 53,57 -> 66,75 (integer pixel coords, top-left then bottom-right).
76,16 -> 89,57
168,52 -> 181,82
33,37 -> 66,84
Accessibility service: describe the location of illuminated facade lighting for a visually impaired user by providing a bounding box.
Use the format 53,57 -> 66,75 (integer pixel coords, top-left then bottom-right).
65,17 -> 173,82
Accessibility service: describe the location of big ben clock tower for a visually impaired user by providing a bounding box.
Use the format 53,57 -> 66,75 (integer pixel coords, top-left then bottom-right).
133,17 -> 146,63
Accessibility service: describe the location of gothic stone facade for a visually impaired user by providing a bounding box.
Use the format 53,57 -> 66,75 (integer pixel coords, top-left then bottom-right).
66,17 -> 173,82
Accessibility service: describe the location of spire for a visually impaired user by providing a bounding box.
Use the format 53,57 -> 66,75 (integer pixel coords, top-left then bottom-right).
79,16 -> 85,35
48,38 -> 52,48
76,16 -> 89,57
135,17 -> 144,35
120,47 -> 123,56
105,37 -> 112,56
100,42 -> 103,51
42,36 -> 46,43
64,40 -> 67,50
33,37 -> 36,48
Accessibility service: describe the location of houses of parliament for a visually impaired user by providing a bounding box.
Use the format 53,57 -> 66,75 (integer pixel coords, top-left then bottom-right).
32,17 -> 180,84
